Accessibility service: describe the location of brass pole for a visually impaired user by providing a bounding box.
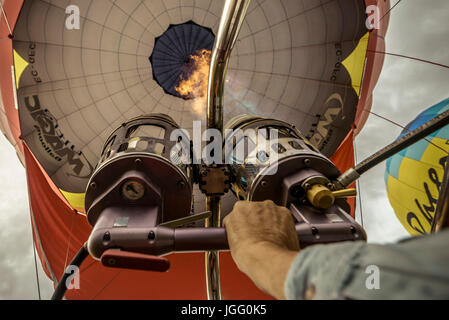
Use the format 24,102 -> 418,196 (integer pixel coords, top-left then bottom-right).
206,0 -> 251,132
205,196 -> 222,300
205,0 -> 251,300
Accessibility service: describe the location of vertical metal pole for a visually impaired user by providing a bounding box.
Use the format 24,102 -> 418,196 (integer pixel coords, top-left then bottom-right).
206,0 -> 251,132
205,0 -> 251,300
205,196 -> 222,300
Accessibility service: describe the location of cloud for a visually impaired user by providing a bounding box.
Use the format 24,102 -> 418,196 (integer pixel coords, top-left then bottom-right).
0,134 -> 53,299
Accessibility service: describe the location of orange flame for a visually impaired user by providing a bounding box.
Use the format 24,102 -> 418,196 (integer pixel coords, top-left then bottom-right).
175,49 -> 211,114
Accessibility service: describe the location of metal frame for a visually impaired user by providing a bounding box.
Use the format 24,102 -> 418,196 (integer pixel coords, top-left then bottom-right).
205,0 -> 251,300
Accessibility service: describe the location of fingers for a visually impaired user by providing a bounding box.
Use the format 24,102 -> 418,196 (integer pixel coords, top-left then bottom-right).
222,200 -> 300,299
224,200 -> 298,250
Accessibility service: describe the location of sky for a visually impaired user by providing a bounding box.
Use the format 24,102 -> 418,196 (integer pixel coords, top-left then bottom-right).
354,0 -> 449,243
0,0 -> 448,300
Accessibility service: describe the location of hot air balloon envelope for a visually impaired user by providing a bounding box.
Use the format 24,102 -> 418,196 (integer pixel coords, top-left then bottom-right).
0,0 -> 391,299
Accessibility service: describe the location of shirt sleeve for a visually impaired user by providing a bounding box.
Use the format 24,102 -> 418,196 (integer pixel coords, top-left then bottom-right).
284,230 -> 449,300
284,241 -> 366,300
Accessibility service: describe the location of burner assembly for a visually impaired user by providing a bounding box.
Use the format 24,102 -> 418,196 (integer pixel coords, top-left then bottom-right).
83,112 -> 365,272
82,0 -> 366,284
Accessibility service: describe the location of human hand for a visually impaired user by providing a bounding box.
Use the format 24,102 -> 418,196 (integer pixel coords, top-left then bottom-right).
223,200 -> 299,299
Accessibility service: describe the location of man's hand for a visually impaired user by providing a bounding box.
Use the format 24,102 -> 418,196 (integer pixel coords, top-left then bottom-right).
223,200 -> 300,299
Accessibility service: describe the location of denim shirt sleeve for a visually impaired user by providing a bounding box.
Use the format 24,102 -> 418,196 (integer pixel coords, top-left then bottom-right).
284,241 -> 366,300
285,230 -> 449,300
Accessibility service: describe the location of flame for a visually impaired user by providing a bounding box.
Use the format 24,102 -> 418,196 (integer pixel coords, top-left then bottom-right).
175,49 -> 211,114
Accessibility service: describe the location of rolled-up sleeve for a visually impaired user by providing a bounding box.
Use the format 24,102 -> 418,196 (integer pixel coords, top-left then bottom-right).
285,231 -> 449,300
285,241 -> 366,300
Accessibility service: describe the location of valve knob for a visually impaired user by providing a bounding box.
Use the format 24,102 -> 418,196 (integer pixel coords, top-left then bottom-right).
306,184 -> 357,209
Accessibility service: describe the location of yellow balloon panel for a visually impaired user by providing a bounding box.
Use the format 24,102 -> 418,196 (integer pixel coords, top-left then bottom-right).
420,137 -> 449,166
386,171 -> 441,235
396,154 -> 444,193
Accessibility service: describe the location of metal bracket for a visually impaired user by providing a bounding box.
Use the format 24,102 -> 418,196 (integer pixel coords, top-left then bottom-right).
159,211 -> 212,228
199,166 -> 231,196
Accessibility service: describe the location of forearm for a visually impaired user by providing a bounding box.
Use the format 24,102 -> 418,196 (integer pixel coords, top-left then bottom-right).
233,242 -> 299,300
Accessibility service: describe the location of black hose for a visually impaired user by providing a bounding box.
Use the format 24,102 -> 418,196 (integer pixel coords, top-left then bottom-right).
354,108 -> 449,176
337,108 -> 449,188
51,243 -> 89,300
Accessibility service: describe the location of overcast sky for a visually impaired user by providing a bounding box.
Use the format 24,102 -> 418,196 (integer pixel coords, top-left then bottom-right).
354,0 -> 449,243
0,0 -> 448,300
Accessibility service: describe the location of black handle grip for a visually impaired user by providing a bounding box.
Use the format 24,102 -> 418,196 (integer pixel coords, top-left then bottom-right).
172,219 -> 365,252
173,226 -> 313,251
174,228 -> 229,252
171,203 -> 365,252
172,225 -> 323,252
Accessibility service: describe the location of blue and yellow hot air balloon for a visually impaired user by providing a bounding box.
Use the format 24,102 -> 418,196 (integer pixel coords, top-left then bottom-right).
385,98 -> 449,235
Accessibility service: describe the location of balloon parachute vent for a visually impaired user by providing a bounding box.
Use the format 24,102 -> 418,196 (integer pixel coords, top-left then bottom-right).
149,21 -> 215,99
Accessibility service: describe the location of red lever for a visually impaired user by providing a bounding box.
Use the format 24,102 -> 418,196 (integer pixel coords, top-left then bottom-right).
101,250 -> 170,272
